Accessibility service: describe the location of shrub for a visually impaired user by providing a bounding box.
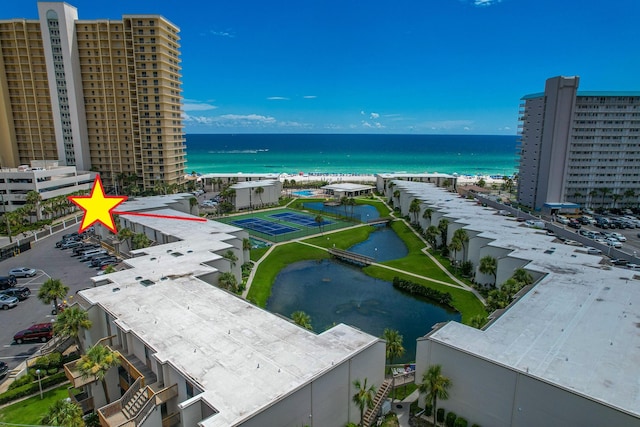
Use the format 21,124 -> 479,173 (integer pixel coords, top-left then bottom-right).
0,371 -> 68,404
437,408 -> 445,423
392,277 -> 455,308
424,403 -> 433,417
461,260 -> 474,277
446,411 -> 457,427
454,418 -> 468,427
8,373 -> 34,390
471,424 -> 481,427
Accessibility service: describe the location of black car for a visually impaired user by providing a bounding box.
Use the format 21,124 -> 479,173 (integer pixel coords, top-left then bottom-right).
567,221 -> 581,229
0,276 -> 17,290
0,361 -> 8,379
611,258 -> 628,266
71,244 -> 100,256
91,256 -> 116,267
1,286 -> 31,301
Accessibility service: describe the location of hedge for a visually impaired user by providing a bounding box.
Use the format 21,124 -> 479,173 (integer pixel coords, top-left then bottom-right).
445,411 -> 457,427
455,418 -> 468,427
0,371 -> 68,405
392,276 -> 455,308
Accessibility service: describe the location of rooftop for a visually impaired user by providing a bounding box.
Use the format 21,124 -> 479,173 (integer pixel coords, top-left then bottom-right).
322,183 -> 375,191
522,90 -> 640,100
390,180 -> 640,417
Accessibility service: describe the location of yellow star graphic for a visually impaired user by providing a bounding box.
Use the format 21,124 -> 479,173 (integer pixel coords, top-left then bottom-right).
68,175 -> 128,234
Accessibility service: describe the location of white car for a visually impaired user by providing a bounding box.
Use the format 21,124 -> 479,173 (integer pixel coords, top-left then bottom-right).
8,267 -> 37,278
586,247 -> 602,255
627,263 -> 640,270
606,239 -> 622,248
564,240 -> 583,247
610,233 -> 627,242
556,216 -> 570,225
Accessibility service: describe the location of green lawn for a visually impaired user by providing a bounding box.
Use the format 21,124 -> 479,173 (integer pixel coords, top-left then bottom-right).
246,242 -> 329,306
0,384 -> 71,425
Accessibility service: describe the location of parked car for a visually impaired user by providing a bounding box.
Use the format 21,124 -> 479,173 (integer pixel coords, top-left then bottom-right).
606,239 -> 622,248
60,240 -> 83,249
13,323 -> 53,344
0,275 -> 17,289
564,240 -> 583,247
71,244 -> 100,256
91,256 -> 116,267
556,216 -> 570,225
627,263 -> 640,270
0,294 -> 18,310
610,232 -> 627,242
95,259 -> 118,268
610,258 -> 628,266
8,267 -> 37,278
567,220 -> 581,230
586,247 -> 602,255
1,286 -> 31,301
0,361 -> 8,378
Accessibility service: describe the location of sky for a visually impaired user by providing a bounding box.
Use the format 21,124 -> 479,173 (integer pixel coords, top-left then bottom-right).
4,0 -> 640,135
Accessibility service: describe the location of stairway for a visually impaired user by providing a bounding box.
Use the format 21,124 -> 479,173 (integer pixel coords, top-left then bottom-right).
121,388 -> 149,419
362,379 -> 392,427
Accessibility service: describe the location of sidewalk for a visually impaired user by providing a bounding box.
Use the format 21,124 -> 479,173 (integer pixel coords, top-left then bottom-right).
395,389 -> 420,427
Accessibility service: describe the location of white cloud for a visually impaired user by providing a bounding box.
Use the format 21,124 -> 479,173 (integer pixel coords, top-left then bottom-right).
183,112 -> 314,130
416,120 -> 474,131
209,29 -> 235,38
303,95 -> 317,99
463,126 -> 471,131
183,101 -> 218,112
370,112 -> 380,119
360,111 -> 366,116
361,120 -> 384,129
267,96 -> 290,101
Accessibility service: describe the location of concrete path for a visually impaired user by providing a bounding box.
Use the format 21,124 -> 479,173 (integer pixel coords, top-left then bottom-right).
395,389 -> 420,427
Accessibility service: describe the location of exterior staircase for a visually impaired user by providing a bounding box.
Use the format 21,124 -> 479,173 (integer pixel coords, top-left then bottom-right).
362,379 -> 393,427
121,387 -> 149,419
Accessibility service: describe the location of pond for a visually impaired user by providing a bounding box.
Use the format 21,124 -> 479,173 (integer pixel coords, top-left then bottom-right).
348,225 -> 408,262
303,201 -> 380,222
266,259 -> 460,363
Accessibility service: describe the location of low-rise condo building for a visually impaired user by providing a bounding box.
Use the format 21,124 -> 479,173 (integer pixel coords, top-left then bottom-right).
385,179 -> 640,426
69,194 -> 385,427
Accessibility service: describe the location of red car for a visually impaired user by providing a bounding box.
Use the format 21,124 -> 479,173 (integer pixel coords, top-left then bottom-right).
13,323 -> 53,344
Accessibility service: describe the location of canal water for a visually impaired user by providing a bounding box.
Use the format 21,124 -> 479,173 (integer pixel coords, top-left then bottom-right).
266,226 -> 461,362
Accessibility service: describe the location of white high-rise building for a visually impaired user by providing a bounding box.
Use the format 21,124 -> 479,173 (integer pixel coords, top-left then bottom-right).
517,76 -> 640,211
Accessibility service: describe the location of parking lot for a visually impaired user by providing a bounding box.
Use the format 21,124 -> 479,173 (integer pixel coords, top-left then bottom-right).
0,228 -> 115,374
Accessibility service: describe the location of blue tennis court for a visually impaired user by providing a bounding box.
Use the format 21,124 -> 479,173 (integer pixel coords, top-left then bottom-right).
232,218 -> 299,236
270,212 -> 333,227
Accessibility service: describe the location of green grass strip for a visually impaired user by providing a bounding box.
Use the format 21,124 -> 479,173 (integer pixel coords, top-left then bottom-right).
247,242 -> 329,306
0,384 -> 70,425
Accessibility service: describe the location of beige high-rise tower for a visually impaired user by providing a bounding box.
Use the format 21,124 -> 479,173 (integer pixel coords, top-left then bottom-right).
0,2 -> 185,191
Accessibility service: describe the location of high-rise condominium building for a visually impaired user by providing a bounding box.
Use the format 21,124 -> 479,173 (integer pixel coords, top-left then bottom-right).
0,2 -> 185,191
517,76 -> 640,211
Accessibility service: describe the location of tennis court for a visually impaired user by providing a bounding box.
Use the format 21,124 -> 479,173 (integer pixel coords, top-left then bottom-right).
232,218 -> 299,236
270,212 -> 333,227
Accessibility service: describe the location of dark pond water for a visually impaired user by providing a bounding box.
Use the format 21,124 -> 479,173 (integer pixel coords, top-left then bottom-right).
266,259 -> 461,363
348,225 -> 408,262
303,202 -> 380,222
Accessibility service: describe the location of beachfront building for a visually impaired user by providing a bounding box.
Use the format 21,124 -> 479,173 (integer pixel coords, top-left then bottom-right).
230,179 -> 281,210
517,76 -> 640,211
199,173 -> 281,193
375,173 -> 456,195
322,183 -> 375,200
0,2 -> 185,192
386,179 -> 640,426
0,161 -> 95,215
66,195 -> 385,427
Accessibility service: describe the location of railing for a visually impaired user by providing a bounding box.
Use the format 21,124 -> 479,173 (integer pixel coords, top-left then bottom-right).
153,383 -> 178,405
68,388 -> 95,414
161,412 -> 180,427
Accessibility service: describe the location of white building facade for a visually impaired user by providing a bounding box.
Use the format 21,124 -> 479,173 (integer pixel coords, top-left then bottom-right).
517,76 -> 640,211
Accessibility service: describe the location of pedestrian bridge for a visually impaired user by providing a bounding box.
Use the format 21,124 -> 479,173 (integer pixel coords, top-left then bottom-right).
328,248 -> 374,266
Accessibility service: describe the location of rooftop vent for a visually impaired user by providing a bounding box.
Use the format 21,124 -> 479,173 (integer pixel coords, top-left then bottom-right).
140,279 -> 155,287
171,252 -> 183,257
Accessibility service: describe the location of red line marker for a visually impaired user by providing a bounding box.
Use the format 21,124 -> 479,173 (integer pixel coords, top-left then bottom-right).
113,211 -> 207,222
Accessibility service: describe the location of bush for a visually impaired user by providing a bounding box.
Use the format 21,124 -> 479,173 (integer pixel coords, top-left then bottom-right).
437,408 -> 445,423
8,374 -> 33,390
471,424 -> 481,427
454,418 -> 468,427
392,277 -> 455,308
424,402 -> 433,417
445,411 -> 457,427
0,371 -> 68,404
33,352 -> 63,371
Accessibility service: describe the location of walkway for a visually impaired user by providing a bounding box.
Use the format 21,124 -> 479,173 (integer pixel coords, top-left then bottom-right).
394,389 -> 420,427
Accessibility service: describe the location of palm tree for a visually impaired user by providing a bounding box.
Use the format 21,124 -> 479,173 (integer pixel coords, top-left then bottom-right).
315,215 -> 325,234
255,186 -> 264,206
118,227 -> 134,252
132,232 -> 152,249
291,310 -> 312,330
352,378 -> 376,426
340,196 -> 349,217
418,365 -> 451,426
511,268 -> 533,286
77,344 -> 121,404
103,265 -> 116,274
409,199 -> 421,224
611,193 -> 622,209
424,225 -> 439,250
25,190 -> 42,222
469,314 -> 487,329
448,237 -> 463,265
38,278 -> 69,313
223,249 -> 238,269
624,189 -> 637,208
243,237 -> 252,252
41,399 -> 84,427
437,219 -> 449,249
479,255 -> 498,285
54,306 -> 92,353
588,189 -> 599,209
422,208 -> 433,225
393,190 -> 400,204
452,228 -> 469,260
189,196 -> 198,214
218,272 -> 238,293
382,328 -> 405,367
599,187 -> 610,208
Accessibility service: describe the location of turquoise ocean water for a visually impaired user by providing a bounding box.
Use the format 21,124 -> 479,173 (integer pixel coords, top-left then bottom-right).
185,134 -> 518,177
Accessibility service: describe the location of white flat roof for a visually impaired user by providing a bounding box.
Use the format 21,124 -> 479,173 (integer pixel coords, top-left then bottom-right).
322,183 -> 375,191
81,277 -> 379,427
392,180 -> 640,416
230,180 -> 279,189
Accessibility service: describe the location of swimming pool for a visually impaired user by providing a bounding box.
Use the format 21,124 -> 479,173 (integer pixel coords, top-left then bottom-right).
292,190 -> 314,197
